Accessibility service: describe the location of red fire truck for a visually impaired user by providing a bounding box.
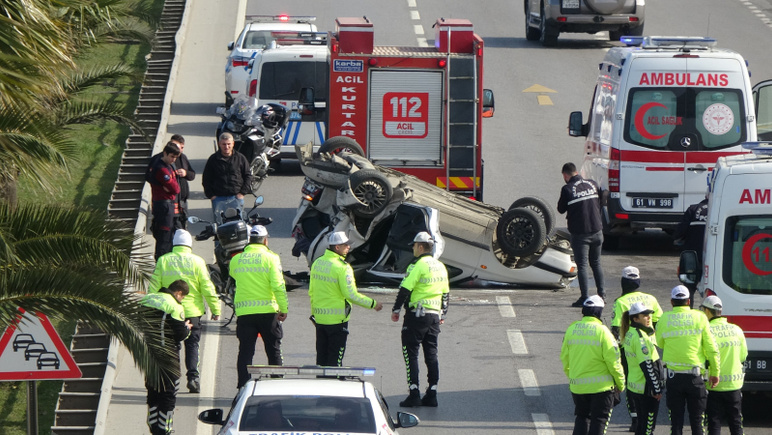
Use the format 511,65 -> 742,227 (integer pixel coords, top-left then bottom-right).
300,17 -> 494,199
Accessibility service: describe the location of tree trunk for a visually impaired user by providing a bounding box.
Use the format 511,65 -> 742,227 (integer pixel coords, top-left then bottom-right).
0,172 -> 19,208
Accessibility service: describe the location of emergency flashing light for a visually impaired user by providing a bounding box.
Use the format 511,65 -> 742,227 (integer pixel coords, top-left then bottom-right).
278,14 -> 289,21
437,59 -> 447,68
741,141 -> 772,156
247,365 -> 376,377
368,58 -> 378,66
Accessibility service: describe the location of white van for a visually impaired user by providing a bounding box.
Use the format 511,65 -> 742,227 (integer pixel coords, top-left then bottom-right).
246,35 -> 329,159
569,36 -> 757,247
679,142 -> 772,392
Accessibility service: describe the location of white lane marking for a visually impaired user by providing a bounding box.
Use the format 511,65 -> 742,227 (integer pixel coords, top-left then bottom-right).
507,329 -> 528,354
417,37 -> 429,47
414,24 -> 424,35
532,413 -> 555,435
411,10 -> 420,20
496,296 -> 516,318
407,0 -> 417,7
518,369 -> 541,396
196,318 -> 222,435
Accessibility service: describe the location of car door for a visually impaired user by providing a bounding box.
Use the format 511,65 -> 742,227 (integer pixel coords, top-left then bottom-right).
753,79 -> 772,141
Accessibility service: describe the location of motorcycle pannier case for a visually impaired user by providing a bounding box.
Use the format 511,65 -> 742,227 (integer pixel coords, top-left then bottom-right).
217,221 -> 249,253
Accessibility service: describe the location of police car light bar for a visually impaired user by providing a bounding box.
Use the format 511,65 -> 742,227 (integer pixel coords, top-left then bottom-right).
741,141 -> 772,155
639,36 -> 717,49
247,365 -> 376,377
246,14 -> 317,24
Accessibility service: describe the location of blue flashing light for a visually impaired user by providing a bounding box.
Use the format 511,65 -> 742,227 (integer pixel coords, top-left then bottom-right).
621,36 -> 644,46
741,142 -> 772,155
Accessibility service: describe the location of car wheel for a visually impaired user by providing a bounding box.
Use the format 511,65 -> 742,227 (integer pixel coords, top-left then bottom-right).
608,30 -> 623,42
539,4 -> 558,47
318,136 -> 365,156
628,23 -> 644,37
349,169 -> 393,218
508,196 -> 556,236
496,208 -> 547,257
525,1 -> 541,41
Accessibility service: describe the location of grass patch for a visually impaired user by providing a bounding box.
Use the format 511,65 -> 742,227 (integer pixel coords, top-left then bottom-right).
2,0 -> 165,433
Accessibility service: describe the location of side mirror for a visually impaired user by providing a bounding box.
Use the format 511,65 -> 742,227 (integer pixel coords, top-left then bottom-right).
248,58 -> 255,69
198,408 -> 225,426
395,411 -> 420,428
568,111 -> 587,137
215,106 -> 227,116
298,87 -> 316,115
254,195 -> 264,206
187,216 -> 201,224
482,89 -> 495,118
678,250 -> 699,285
227,41 -> 235,51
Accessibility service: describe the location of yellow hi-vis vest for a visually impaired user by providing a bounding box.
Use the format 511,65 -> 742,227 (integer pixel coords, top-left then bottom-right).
400,255 -> 449,312
230,243 -> 288,316
150,245 -> 221,318
707,317 -> 747,392
309,249 -> 376,325
561,316 -> 626,394
655,306 -> 720,377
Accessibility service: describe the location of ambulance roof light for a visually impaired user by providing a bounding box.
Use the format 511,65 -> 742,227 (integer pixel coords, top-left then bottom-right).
640,36 -> 717,49
741,141 -> 772,156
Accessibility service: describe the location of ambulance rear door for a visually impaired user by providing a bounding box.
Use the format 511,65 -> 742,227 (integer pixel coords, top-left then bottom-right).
620,57 -> 750,216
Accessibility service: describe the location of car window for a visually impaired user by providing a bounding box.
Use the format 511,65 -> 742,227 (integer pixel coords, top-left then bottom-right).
243,31 -> 271,50
240,396 -> 376,433
722,215 -> 772,294
259,61 -> 328,101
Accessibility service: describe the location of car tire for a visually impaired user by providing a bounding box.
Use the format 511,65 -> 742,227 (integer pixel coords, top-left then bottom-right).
609,30 -> 623,42
508,196 -> 556,236
349,169 -> 393,218
539,5 -> 558,47
496,208 -> 547,257
628,23 -> 644,37
318,136 -> 365,157
525,1 -> 541,41
586,0 -> 626,14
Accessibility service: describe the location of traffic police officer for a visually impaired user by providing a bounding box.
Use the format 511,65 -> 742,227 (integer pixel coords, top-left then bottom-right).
701,295 -> 747,435
141,280 -> 191,435
560,295 -> 626,435
621,302 -> 664,435
655,285 -> 720,435
610,266 -> 663,431
391,232 -> 449,408
230,225 -> 288,388
309,231 -> 383,367
150,229 -> 220,394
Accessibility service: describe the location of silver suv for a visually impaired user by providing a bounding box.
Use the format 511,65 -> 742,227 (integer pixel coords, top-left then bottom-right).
525,0 -> 644,46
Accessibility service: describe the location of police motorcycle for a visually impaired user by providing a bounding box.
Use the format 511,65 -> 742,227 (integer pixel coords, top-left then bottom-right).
188,196 -> 272,326
215,95 -> 289,193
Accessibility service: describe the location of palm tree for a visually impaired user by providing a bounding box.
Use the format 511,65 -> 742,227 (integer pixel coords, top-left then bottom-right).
0,202 -> 179,386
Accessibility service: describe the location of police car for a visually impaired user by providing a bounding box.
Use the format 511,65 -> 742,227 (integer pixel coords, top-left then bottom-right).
224,15 -> 317,106
198,366 -> 419,434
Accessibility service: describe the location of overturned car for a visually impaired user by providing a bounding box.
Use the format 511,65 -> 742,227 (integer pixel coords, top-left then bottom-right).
291,139 -> 576,288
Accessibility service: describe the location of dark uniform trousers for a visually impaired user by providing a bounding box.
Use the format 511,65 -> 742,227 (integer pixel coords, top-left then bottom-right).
401,312 -> 441,387
315,322 -> 349,367
571,389 -> 616,435
183,316 -> 201,381
145,357 -> 180,435
706,389 -> 743,435
236,313 -> 283,388
629,391 -> 660,435
666,373 -> 707,435
619,351 -> 638,422
151,200 -> 175,260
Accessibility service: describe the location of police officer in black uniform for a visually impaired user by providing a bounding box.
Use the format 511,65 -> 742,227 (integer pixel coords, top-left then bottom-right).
673,196 -> 708,308
558,162 -> 606,307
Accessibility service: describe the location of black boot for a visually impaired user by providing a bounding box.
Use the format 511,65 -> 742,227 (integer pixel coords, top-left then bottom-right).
421,387 -> 438,407
628,417 -> 637,432
399,389 -> 422,407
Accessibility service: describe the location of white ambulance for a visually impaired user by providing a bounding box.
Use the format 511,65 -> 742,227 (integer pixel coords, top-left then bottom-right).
679,142 -> 772,392
246,33 -> 329,160
569,36 -> 758,247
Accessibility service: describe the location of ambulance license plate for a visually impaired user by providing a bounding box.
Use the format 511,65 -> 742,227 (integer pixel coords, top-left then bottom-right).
631,198 -> 674,209
562,0 -> 580,9
744,357 -> 772,373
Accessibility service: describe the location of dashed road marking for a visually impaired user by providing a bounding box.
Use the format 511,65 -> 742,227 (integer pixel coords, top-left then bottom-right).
519,369 -> 541,396
507,329 -> 528,354
532,413 -> 555,435
496,296 -> 516,317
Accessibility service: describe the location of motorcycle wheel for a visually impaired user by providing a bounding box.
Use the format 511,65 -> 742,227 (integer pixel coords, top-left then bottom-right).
318,136 -> 365,156
496,208 -> 546,257
349,169 -> 393,218
250,156 -> 268,193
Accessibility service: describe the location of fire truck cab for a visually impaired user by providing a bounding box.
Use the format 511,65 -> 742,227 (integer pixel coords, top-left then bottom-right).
299,17 -> 494,200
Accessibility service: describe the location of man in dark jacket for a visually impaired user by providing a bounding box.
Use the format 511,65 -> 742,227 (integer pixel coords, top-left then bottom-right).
202,132 -> 253,219
673,196 -> 708,308
141,279 -> 191,435
149,142 -> 181,259
558,162 -> 606,307
148,134 -> 195,229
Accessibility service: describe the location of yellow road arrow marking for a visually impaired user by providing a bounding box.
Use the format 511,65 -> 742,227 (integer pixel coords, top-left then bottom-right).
522,84 -> 557,93
537,95 -> 554,105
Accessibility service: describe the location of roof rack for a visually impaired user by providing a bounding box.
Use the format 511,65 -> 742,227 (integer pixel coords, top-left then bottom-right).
247,365 -> 376,379
246,14 -> 316,24
741,141 -> 772,156
621,36 -> 717,49
269,31 -> 328,46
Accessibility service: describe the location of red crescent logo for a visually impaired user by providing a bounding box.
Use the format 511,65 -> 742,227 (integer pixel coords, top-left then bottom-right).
634,102 -> 668,141
741,233 -> 772,276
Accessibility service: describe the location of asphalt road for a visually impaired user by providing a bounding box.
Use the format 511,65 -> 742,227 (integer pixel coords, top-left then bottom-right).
102,0 -> 772,434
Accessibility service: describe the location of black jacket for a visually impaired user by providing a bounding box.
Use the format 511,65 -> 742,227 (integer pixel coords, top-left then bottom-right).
673,197 -> 708,262
202,151 -> 253,198
149,152 -> 196,202
557,174 -> 603,235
